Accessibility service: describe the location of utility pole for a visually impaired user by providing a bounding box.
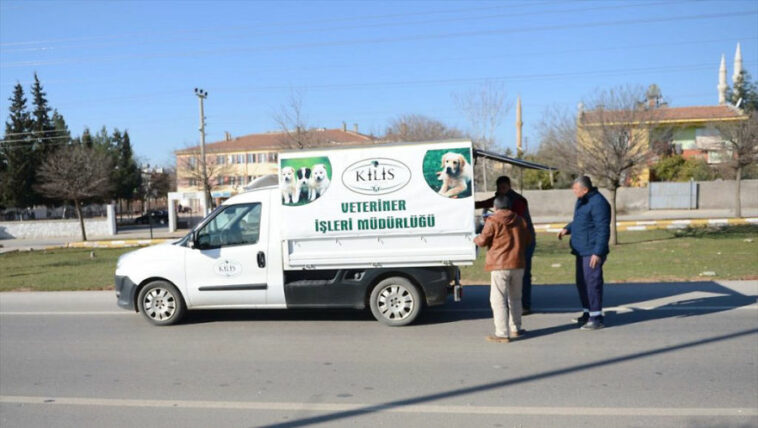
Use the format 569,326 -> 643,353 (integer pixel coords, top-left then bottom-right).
194,88 -> 210,214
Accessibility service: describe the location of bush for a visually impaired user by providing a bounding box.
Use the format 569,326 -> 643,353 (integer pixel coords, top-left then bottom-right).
651,155 -> 717,182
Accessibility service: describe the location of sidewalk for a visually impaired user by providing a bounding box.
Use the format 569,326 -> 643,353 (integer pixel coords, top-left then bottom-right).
2,210 -> 756,252
531,208 -> 758,224
0,227 -> 186,253
535,216 -> 758,233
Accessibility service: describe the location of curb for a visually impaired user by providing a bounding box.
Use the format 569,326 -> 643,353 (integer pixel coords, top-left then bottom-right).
66,239 -> 171,249
535,217 -> 758,233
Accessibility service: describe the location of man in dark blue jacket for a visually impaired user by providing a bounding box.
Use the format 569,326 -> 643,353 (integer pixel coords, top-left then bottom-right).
558,176 -> 611,330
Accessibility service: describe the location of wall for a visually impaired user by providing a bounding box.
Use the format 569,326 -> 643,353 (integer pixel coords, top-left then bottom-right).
476,179 -> 758,217
0,218 -> 112,240
697,179 -> 758,209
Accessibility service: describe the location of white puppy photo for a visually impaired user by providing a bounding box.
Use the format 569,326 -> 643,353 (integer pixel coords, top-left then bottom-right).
308,163 -> 330,201
280,166 -> 299,204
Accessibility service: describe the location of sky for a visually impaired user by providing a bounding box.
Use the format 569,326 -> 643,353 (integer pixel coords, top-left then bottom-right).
1,0 -> 757,167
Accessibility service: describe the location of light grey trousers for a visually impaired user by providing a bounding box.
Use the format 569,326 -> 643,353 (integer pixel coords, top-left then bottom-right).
490,269 -> 524,337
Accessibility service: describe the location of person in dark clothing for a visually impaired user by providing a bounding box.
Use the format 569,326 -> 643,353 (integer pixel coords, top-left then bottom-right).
558,176 -> 611,330
476,176 -> 536,314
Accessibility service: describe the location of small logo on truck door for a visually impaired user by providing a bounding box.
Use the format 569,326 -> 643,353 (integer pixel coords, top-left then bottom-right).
342,158 -> 411,195
214,260 -> 242,277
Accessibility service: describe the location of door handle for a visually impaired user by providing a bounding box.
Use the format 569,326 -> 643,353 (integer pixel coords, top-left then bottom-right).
257,251 -> 266,268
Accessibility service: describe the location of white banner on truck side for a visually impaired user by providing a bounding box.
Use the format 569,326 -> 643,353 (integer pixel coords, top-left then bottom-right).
279,140 -> 476,268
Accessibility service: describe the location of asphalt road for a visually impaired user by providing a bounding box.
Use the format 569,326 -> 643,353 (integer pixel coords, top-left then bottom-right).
1,281 -> 756,428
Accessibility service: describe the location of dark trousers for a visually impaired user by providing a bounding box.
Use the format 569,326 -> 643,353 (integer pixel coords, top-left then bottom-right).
522,239 -> 536,309
575,255 -> 605,319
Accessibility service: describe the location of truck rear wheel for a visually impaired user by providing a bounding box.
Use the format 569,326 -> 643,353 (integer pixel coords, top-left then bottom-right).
137,280 -> 186,326
369,277 -> 422,326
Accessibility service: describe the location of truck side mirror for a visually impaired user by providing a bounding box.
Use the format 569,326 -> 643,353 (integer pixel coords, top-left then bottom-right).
188,231 -> 197,249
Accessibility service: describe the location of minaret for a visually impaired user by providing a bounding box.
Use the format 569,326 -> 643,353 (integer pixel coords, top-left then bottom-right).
718,54 -> 727,105
733,42 -> 743,83
732,42 -> 744,104
515,96 -> 523,157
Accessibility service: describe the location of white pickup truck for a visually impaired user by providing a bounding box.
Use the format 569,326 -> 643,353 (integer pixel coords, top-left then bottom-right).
115,140 -> 476,326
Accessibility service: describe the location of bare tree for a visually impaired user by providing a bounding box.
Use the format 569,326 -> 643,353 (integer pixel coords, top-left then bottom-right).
536,106 -> 581,175
539,86 -> 664,245
715,113 -> 758,218
453,81 -> 512,191
36,145 -> 113,241
453,81 -> 511,149
272,90 -> 332,149
383,114 -> 464,142
176,148 -> 233,206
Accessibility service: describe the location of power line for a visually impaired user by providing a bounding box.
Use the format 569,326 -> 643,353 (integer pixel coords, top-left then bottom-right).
5,34 -> 753,90
1,128 -> 71,137
3,10 -> 754,68
38,59 -> 756,110
0,1 -> 553,47
1,0 -> 673,54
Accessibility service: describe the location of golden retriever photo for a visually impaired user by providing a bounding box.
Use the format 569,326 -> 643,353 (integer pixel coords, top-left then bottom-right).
437,152 -> 473,198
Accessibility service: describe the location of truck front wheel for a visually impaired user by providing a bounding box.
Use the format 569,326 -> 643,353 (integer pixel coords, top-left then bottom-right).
369,277 -> 422,326
137,280 -> 186,326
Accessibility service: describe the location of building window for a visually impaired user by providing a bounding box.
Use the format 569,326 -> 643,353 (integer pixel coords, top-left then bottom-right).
248,175 -> 254,183
216,176 -> 223,185
216,155 -> 225,165
268,152 -> 278,162
257,153 -> 266,163
188,178 -> 197,187
247,153 -> 255,163
230,176 -> 236,186
188,157 -> 197,168
237,154 -> 244,164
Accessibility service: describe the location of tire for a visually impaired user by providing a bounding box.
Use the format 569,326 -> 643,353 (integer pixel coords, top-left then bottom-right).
369,277 -> 422,326
137,280 -> 186,326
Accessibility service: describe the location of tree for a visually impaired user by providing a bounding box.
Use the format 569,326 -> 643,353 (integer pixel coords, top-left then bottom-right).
138,168 -> 172,212
51,109 -> 72,144
0,83 -> 35,210
580,86 -> 668,245
729,70 -> 758,113
383,114 -> 464,142
452,81 -> 511,150
651,155 -> 716,182
80,127 -> 94,148
111,130 -> 142,217
453,81 -> 512,191
535,105 -> 581,188
272,90 -> 332,149
29,73 -> 58,205
716,113 -> 758,218
539,86 -> 665,245
35,145 -> 114,241
176,147 -> 233,206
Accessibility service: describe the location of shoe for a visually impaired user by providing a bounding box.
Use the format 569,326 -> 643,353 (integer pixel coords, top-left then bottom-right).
486,335 -> 510,343
511,328 -> 527,337
572,313 -> 590,325
581,319 -> 605,330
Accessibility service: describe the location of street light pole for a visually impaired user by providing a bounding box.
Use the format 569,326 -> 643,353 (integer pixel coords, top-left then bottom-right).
194,88 -> 210,214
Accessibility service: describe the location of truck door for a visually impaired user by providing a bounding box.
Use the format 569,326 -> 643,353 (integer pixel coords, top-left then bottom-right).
185,202 -> 269,307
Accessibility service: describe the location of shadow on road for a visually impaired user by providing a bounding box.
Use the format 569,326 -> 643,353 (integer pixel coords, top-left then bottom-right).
179,281 -> 755,332
255,327 -> 758,428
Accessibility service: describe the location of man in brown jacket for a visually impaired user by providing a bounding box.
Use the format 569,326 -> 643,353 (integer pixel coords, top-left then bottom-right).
474,195 -> 532,343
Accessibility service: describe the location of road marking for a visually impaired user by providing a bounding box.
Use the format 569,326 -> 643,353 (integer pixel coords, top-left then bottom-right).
0,311 -> 129,316
1,395 -> 755,417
